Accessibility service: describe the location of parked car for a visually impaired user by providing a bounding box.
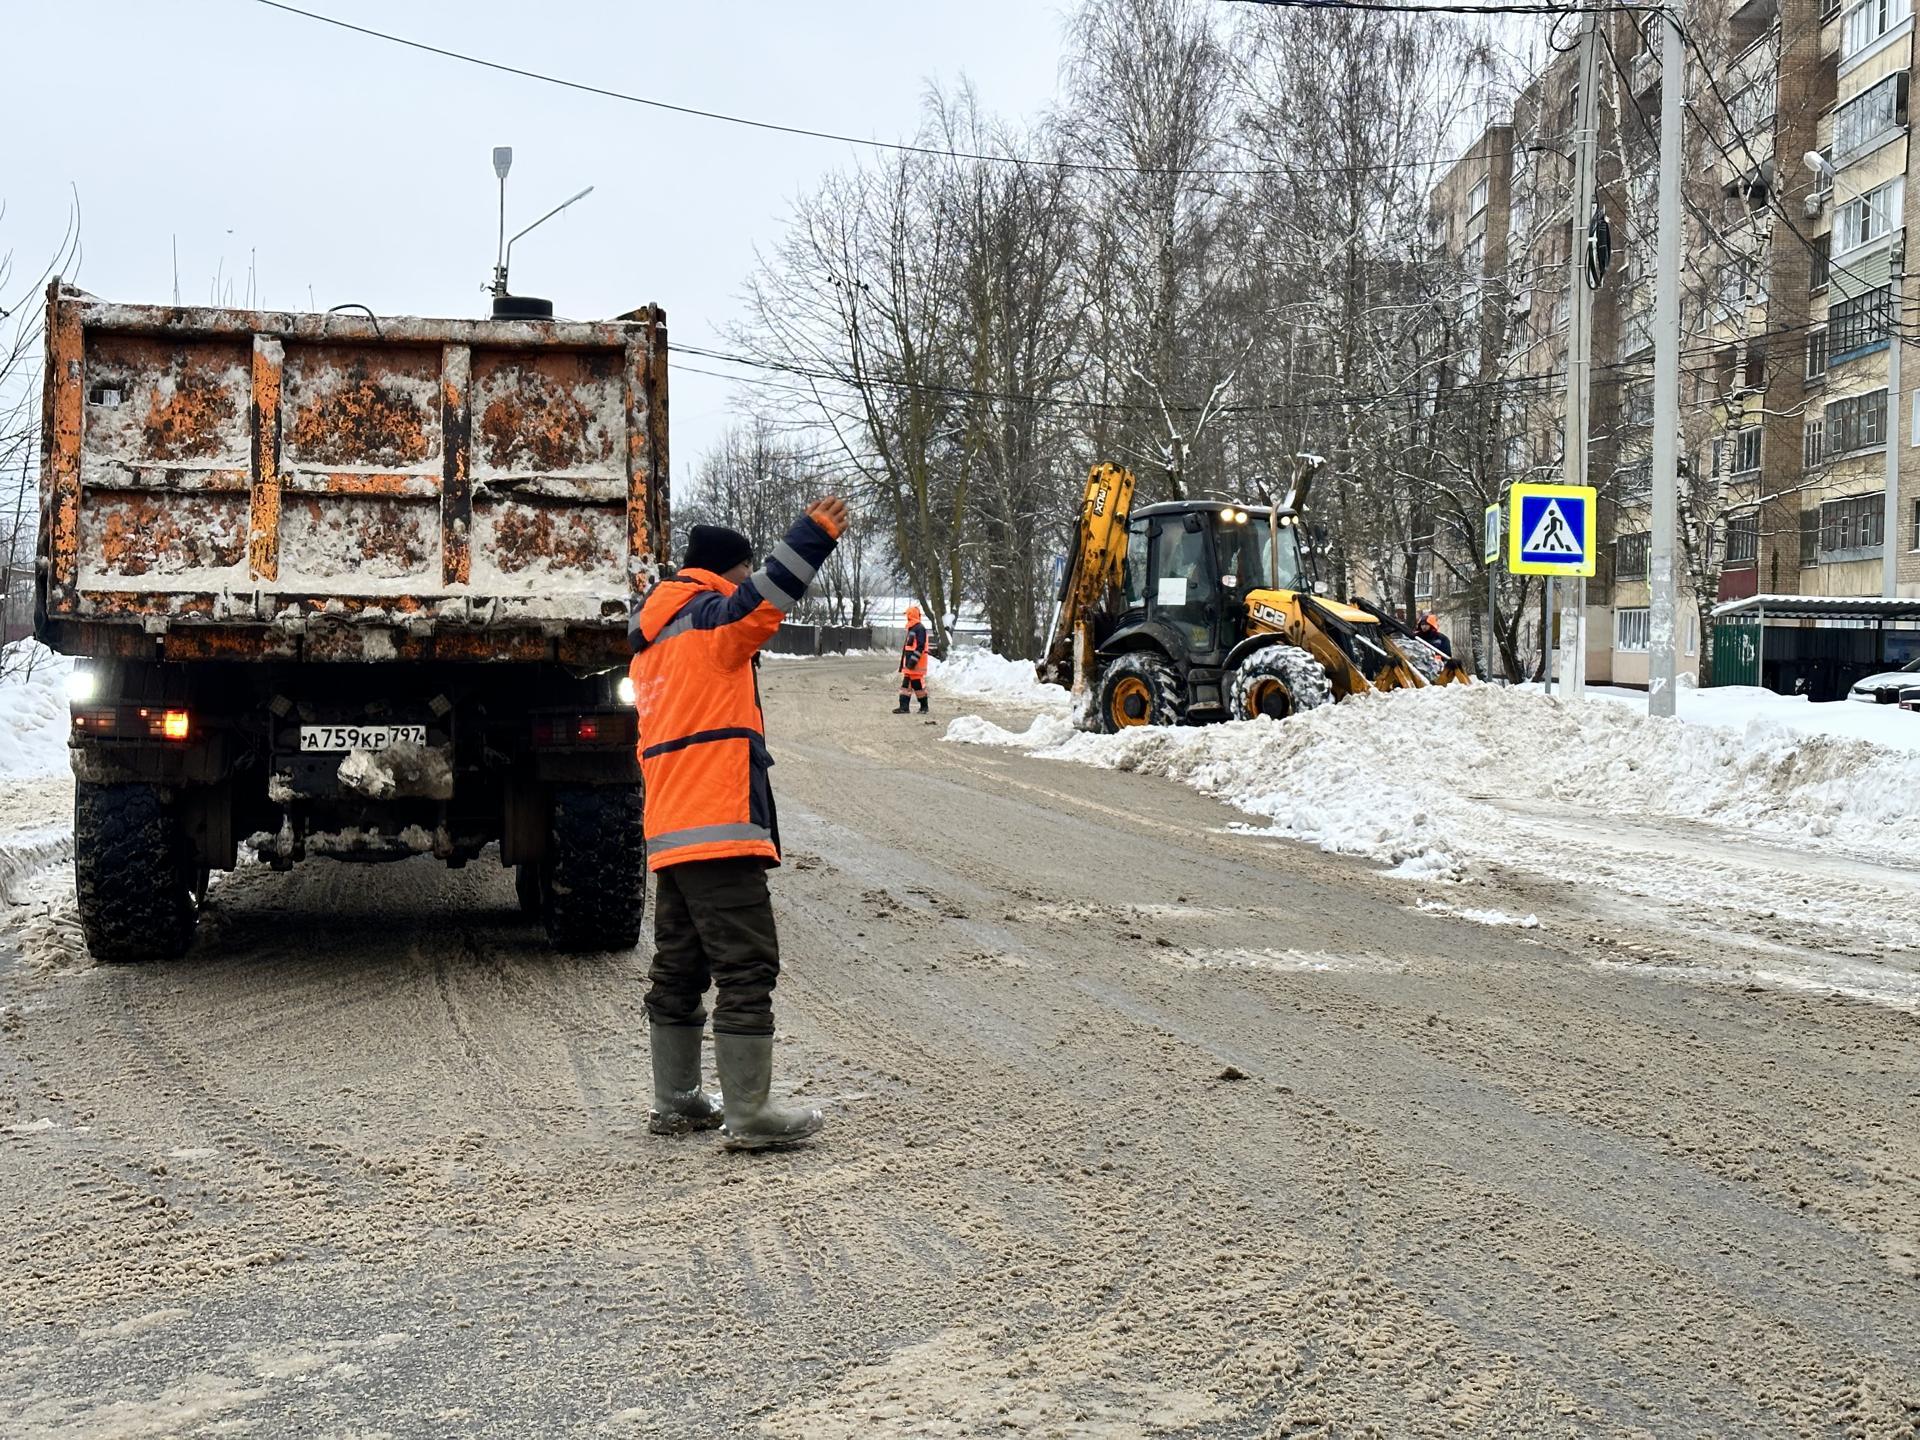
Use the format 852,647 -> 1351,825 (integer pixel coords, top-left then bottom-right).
1848,655 -> 1920,704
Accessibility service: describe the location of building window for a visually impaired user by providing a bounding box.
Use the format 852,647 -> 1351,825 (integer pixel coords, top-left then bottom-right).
1828,286 -> 1894,357
1835,177 -> 1903,252
1616,607 -> 1651,652
1912,497 -> 1920,550
1723,511 -> 1759,566
1415,544 -> 1436,599
1805,417 -> 1827,466
1733,427 -> 1762,474
1818,492 -> 1886,557
1801,508 -> 1820,565
1832,72 -> 1910,161
1841,0 -> 1912,61
1615,457 -> 1651,499
1810,234 -> 1831,292
1827,388 -> 1889,453
1626,380 -> 1654,427
1615,531 -> 1651,579
1468,177 -> 1489,217
1807,327 -> 1829,380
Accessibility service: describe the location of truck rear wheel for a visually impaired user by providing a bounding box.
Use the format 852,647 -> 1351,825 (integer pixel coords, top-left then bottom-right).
1229,644 -> 1332,723
74,782 -> 201,962
541,784 -> 645,952
515,862 -> 543,919
1093,652 -> 1182,733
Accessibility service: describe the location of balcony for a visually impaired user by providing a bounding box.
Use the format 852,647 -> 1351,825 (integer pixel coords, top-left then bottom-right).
1730,0 -> 1780,40
1630,45 -> 1661,99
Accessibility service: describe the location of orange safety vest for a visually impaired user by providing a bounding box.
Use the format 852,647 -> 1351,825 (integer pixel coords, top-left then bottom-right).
628,510 -> 840,870
900,620 -> 930,680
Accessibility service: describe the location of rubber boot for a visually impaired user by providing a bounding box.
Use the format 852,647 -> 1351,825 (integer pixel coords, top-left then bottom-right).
713,1031 -> 824,1151
894,695 -> 911,714
647,1023 -> 724,1135
917,695 -> 928,714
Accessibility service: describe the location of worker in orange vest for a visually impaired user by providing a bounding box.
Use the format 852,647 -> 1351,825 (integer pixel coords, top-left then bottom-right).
895,604 -> 930,713
627,497 -> 848,1150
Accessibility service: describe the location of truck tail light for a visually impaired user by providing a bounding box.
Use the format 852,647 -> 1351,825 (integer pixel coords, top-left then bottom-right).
73,706 -> 195,739
531,712 -> 634,748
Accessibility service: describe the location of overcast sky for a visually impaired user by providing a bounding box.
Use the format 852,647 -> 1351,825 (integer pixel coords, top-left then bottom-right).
7,0 -> 1070,474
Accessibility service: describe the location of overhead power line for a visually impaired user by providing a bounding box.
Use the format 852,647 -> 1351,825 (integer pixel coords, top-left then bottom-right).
668,337 -> 1755,418
253,0 -> 1534,180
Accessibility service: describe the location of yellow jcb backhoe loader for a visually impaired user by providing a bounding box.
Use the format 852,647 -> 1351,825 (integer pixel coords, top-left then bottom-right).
1037,458 -> 1468,733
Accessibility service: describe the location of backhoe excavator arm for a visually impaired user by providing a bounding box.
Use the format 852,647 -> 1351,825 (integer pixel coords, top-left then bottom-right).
1037,463 -> 1138,692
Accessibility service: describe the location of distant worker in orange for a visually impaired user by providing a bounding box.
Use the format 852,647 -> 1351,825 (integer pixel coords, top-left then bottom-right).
895,604 -> 930,714
1416,611 -> 1453,658
627,497 -> 849,1150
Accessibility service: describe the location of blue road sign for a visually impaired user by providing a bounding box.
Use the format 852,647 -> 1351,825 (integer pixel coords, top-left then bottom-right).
1507,482 -> 1597,577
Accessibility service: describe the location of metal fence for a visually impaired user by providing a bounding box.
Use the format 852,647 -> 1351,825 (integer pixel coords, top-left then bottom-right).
764,623 -> 876,657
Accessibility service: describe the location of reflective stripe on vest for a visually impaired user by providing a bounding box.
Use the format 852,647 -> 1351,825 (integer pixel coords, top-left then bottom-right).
642,725 -> 762,760
649,821 -> 775,858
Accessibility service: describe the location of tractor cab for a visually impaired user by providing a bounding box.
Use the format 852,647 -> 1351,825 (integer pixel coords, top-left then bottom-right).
1103,500 -> 1309,717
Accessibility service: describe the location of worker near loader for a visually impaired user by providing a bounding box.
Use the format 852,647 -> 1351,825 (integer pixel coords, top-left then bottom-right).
896,604 -> 930,713
1416,612 -> 1453,657
627,497 -> 849,1151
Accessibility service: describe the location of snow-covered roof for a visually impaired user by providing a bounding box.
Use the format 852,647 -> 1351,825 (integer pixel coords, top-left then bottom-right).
1711,595 -> 1920,621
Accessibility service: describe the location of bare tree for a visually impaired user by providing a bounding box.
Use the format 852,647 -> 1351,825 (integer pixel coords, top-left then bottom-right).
1,192 -> 82,670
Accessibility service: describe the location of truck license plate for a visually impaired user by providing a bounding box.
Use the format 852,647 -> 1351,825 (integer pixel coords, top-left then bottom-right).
298,724 -> 427,753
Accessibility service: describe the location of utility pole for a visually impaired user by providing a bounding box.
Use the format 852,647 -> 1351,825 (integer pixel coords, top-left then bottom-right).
1648,4 -> 1684,717
1561,4 -> 1603,699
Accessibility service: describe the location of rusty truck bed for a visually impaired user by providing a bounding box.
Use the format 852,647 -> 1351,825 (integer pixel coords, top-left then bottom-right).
36,285 -> 668,665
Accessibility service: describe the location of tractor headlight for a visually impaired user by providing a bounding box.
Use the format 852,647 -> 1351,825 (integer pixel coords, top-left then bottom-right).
1234,510 -> 1249,524
65,668 -> 97,704
616,675 -> 636,705
1219,506 -> 1235,522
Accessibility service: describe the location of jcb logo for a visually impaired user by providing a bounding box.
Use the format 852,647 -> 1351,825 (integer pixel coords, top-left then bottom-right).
1252,604 -> 1289,628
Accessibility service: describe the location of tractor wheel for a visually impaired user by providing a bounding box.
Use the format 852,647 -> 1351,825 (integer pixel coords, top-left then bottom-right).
1092,652 -> 1183,733
1228,645 -> 1332,723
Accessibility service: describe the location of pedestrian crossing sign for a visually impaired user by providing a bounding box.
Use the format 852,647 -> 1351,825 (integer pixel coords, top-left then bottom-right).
1507,482 -> 1597,576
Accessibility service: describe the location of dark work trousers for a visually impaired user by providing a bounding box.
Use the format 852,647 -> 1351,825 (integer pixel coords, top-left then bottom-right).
647,857 -> 781,1037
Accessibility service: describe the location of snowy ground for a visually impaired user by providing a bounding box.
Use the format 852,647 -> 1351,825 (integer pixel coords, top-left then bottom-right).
942,660 -> 1920,1009
3,654 -> 1917,1435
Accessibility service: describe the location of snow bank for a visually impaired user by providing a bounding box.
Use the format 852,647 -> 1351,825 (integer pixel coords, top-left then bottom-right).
0,642 -> 72,781
1585,683 -> 1920,755
946,683 -> 1920,878
930,648 -> 1070,713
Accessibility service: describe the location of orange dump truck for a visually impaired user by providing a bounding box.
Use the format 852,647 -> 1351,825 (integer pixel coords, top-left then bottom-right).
35,284 -> 669,959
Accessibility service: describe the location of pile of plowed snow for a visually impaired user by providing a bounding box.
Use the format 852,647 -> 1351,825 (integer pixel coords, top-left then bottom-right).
931,648 -> 1071,712
0,643 -> 71,781
947,683 -> 1920,879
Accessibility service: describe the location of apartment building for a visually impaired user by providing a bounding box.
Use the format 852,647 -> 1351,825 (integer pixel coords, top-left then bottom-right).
1424,0 -> 1919,684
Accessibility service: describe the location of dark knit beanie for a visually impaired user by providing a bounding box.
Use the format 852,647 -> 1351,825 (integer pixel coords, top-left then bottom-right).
683,524 -> 753,575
